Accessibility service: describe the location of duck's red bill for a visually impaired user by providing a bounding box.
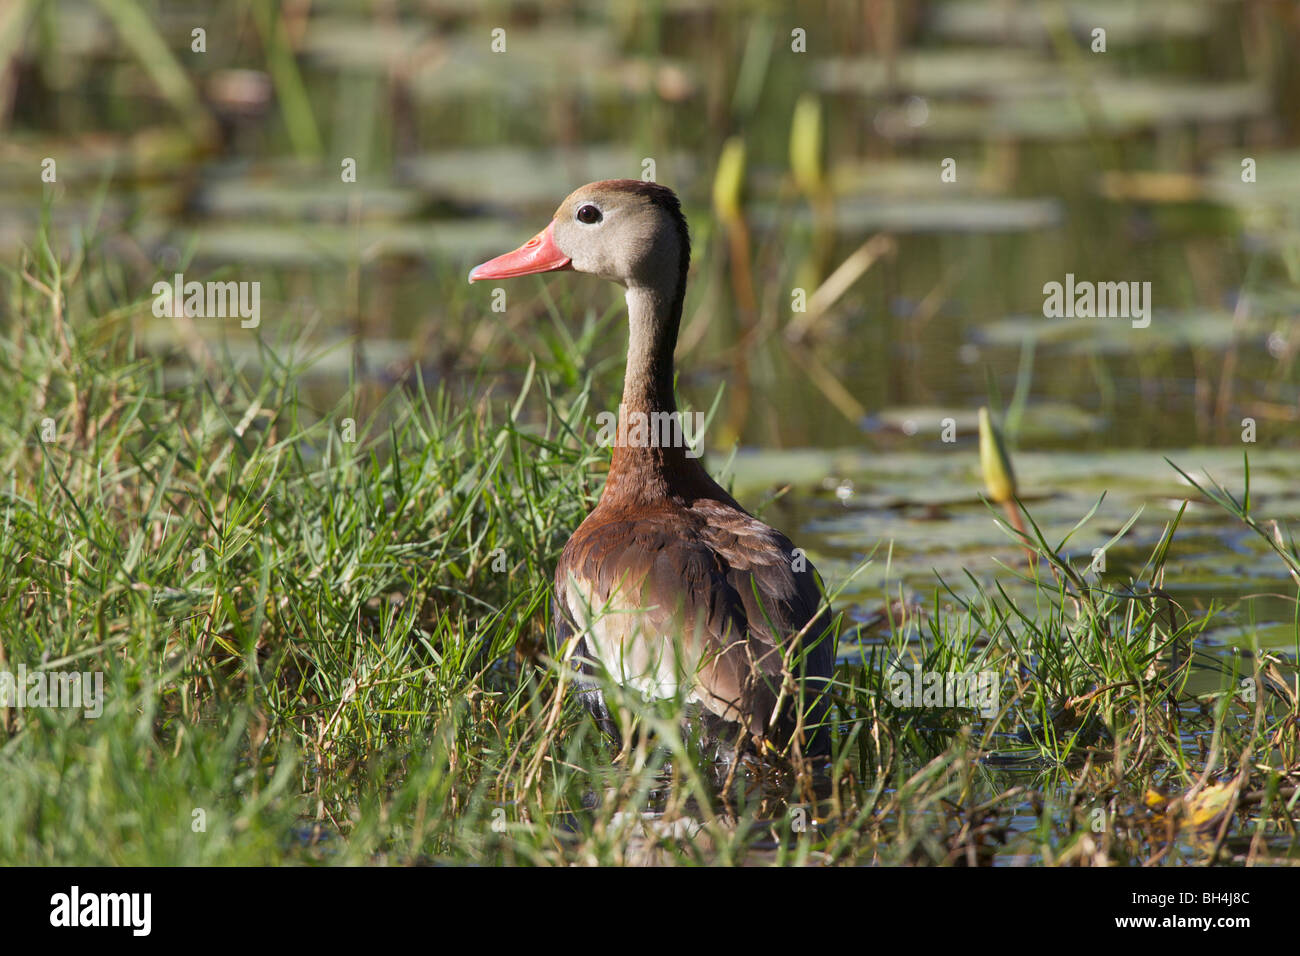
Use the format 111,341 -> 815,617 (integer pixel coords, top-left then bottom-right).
469,221 -> 572,282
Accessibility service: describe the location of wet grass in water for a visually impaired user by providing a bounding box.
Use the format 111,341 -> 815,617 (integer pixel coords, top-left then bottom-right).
0,224 -> 1296,865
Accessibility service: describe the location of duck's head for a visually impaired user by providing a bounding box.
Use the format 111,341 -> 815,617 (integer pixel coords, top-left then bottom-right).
469,180 -> 689,298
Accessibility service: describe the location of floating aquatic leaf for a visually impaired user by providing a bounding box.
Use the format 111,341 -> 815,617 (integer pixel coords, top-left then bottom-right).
751,196 -> 1062,233
929,1 -> 1214,46
401,147 -> 698,205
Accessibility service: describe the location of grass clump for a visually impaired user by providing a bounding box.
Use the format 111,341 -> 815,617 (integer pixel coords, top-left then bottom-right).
0,224 -> 1297,866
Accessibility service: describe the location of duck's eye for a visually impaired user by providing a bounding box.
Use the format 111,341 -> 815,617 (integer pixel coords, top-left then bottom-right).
576,204 -> 602,225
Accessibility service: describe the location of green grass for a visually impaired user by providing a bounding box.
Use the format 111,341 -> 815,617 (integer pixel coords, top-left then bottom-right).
0,223 -> 1297,866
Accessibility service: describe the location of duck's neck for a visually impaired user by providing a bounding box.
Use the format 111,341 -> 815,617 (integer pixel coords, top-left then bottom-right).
620,286 -> 678,413
601,281 -> 712,505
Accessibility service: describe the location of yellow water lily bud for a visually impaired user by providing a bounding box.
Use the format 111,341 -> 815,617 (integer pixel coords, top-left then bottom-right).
712,137 -> 747,225
979,407 -> 1017,504
790,93 -> 825,196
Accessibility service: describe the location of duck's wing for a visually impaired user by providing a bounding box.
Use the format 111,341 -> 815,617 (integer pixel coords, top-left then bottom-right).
553,501 -> 836,750
690,499 -> 837,749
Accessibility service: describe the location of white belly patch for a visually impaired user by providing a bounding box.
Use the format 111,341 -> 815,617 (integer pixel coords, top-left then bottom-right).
564,575 -> 704,702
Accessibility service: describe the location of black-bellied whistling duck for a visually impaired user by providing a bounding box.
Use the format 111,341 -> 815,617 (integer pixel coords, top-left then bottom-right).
470,180 -> 835,758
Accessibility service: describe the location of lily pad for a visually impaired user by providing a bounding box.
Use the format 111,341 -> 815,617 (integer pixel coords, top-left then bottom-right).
929,1 -> 1215,46
751,196 -> 1062,233
401,146 -> 699,207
